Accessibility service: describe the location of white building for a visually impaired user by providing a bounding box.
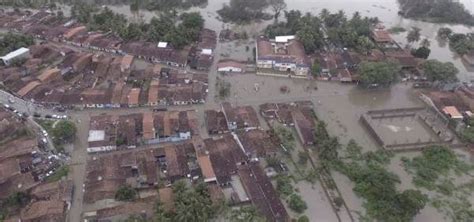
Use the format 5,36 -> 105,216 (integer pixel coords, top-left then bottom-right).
256,36 -> 310,77
1,47 -> 30,66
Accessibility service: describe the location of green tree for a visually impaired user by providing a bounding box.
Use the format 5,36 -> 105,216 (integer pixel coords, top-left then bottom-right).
356,36 -> 375,55
437,27 -> 452,39
0,33 -> 34,56
407,27 -> 421,44
422,59 -> 458,82
358,61 -> 400,87
276,175 -> 294,196
411,46 -> 431,59
298,151 -> 309,165
269,0 -> 286,19
115,186 -> 137,201
396,189 -> 429,220
51,120 -> 77,145
287,194 -> 307,213
420,38 -> 431,48
297,215 -> 310,222
229,205 -> 266,222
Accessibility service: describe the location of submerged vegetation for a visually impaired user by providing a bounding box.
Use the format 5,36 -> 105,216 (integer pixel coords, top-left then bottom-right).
314,122 -> 428,221
398,0 -> 474,26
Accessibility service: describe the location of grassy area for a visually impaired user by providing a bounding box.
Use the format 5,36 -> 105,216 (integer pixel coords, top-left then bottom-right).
46,166 -> 69,182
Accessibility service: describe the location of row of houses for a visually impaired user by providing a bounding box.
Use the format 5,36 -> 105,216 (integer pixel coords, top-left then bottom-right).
0,107 -> 73,222
205,102 -> 261,135
87,111 -> 199,153
0,44 -> 208,108
0,10 -> 217,68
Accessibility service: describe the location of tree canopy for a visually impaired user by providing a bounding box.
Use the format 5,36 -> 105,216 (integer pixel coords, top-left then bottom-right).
51,120 -> 77,145
0,33 -> 34,56
115,185 -> 138,201
265,10 -> 324,53
358,61 -> 400,87
70,5 -> 204,49
154,182 -> 218,222
422,59 -> 458,82
398,0 -> 474,26
217,0 -> 272,24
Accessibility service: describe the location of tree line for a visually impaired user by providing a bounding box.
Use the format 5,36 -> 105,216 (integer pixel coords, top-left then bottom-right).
71,4 -> 204,48
0,0 -> 207,11
398,0 -> 474,26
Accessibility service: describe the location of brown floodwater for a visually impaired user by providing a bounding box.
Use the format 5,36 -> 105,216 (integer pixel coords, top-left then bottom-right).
22,1 -> 474,221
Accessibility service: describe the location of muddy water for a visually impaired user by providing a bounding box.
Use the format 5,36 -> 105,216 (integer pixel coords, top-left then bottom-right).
46,1 -> 474,220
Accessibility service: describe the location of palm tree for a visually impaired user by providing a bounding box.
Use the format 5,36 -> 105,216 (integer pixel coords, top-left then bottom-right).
407,27 -> 421,45
229,206 -> 266,222
319,8 -> 330,22
420,38 -> 430,48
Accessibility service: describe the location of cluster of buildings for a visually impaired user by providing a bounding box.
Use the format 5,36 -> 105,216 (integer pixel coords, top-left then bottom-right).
87,110 -> 199,153
0,43 -> 208,108
260,101 -> 317,146
254,26 -> 420,82
256,35 -> 311,78
0,10 -> 217,69
83,102 -> 292,221
425,83 -> 474,121
0,107 -> 72,221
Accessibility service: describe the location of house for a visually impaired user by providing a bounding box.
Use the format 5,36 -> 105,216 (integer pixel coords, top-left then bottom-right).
236,129 -> 279,158
221,102 -> 260,131
238,163 -> 289,222
197,155 -> 217,183
17,80 -> 41,97
63,26 -> 86,40
256,36 -> 310,77
217,60 -> 246,73
442,106 -> 463,119
204,135 -> 247,185
121,55 -> 134,72
292,110 -> 316,146
204,110 -> 229,135
162,143 -> 200,182
37,67 -> 61,83
84,148 -> 160,203
1,47 -> 30,66
87,115 -> 117,153
127,88 -> 140,107
372,30 -> 393,44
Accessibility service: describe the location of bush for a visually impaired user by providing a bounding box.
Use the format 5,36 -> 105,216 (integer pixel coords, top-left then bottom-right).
276,176 -> 293,196
115,186 -> 137,201
297,215 -> 309,222
287,194 -> 307,213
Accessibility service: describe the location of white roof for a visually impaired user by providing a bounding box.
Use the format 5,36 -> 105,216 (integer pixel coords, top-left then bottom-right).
201,49 -> 212,55
157,42 -> 168,48
1,47 -> 29,61
87,130 -> 105,142
275,35 -> 295,43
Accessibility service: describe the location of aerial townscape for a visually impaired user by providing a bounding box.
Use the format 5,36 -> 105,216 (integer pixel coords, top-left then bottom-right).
1,0 -> 474,222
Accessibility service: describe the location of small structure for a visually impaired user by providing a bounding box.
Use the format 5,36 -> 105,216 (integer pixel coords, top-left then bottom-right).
442,106 -> 463,119
217,60 -> 246,73
1,47 -> 30,66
